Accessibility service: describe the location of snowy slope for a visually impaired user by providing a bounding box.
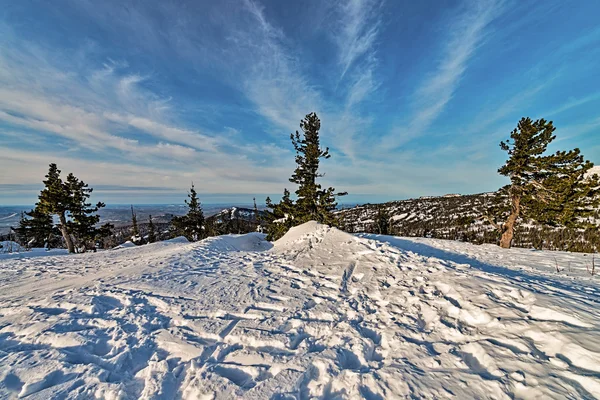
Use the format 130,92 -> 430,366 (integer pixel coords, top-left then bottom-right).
1,223 -> 599,399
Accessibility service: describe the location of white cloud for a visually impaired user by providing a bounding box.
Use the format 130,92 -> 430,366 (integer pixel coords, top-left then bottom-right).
382,0 -> 504,149
232,0 -> 322,132
334,0 -> 382,81
0,21 -> 297,197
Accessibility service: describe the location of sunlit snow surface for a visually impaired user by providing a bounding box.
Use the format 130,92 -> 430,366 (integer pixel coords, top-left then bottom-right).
1,222 -> 599,399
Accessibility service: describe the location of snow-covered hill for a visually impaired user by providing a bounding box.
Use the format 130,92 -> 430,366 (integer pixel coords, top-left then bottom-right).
1,223 -> 599,398
337,190 -> 600,252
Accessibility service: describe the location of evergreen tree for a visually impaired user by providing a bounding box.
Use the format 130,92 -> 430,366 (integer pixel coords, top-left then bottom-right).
13,212 -> 33,248
265,189 -> 296,241
375,205 -> 390,235
147,215 -> 157,243
66,173 -> 105,251
95,223 -> 114,249
172,183 -> 205,241
253,197 -> 262,232
36,163 -> 106,253
290,113 -> 339,224
37,164 -> 75,252
497,117 -> 600,248
130,205 -> 141,244
13,208 -> 57,249
265,113 -> 345,240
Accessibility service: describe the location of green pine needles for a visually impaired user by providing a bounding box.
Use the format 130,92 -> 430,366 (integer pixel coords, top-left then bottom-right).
496,117 -> 600,248
265,112 -> 346,241
30,163 -> 109,253
171,183 -> 206,242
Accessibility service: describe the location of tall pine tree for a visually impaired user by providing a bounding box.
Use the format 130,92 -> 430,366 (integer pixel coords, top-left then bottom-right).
290,112 -> 339,224
36,163 -> 106,253
497,117 -> 600,248
172,183 -> 205,241
265,113 -> 345,240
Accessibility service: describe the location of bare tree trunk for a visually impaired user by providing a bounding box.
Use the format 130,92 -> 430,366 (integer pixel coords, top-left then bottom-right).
500,194 -> 520,249
58,212 -> 75,253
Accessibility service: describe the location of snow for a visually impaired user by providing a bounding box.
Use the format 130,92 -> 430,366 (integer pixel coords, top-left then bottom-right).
113,241 -> 137,249
1,222 -> 599,398
586,165 -> 600,177
0,213 -> 17,221
0,241 -> 69,260
0,241 -> 25,253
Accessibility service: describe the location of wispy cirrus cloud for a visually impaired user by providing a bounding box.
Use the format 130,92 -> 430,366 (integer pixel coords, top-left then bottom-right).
0,21 -> 294,198
334,0 -> 382,82
412,0 -> 504,129
232,0 -> 322,132
383,0 -> 505,149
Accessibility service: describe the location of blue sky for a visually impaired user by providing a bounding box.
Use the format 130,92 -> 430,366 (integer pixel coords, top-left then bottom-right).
1,0 -> 599,205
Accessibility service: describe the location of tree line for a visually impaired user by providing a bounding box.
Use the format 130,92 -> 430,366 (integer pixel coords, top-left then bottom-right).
10,113 -> 600,253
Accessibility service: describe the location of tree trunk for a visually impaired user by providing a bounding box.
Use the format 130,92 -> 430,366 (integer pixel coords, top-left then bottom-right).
500,194 -> 521,249
59,212 -> 75,253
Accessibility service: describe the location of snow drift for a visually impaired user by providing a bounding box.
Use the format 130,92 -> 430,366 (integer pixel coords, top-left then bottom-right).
0,222 -> 599,399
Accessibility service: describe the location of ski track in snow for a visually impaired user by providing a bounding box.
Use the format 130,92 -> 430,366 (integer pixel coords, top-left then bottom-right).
1,223 -> 600,399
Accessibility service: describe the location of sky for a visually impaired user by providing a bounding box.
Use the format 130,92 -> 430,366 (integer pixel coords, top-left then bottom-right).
1,0 -> 599,206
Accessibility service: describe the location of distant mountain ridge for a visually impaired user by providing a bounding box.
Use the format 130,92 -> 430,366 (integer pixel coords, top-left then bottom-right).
336,189 -> 600,252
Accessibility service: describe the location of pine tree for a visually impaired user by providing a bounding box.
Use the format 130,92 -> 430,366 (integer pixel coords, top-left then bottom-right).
66,173 -> 105,251
13,208 -> 57,249
290,112 -> 339,224
265,112 -> 345,240
13,212 -> 32,248
95,223 -> 114,249
36,163 -> 106,253
265,189 -> 296,241
172,183 -> 205,241
147,215 -> 157,243
131,205 -> 141,244
37,164 -> 75,252
375,205 -> 390,235
497,117 -> 600,248
253,197 -> 262,232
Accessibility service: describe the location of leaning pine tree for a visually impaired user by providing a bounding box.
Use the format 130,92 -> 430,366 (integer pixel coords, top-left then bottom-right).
36,163 -> 106,253
37,164 -> 76,253
495,117 -> 600,248
265,112 -> 345,240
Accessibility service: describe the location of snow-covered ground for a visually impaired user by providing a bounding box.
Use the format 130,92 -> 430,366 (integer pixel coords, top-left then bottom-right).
1,222 -> 599,399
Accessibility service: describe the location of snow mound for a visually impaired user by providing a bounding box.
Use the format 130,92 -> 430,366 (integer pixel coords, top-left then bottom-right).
203,232 -> 272,252
0,241 -> 26,253
113,240 -> 137,249
272,221 -> 356,254
164,236 -> 189,244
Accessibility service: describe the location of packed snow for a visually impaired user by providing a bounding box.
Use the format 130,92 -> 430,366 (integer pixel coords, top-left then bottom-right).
1,222 -> 599,399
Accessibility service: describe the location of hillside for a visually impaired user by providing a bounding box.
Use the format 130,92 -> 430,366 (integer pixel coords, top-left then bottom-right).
337,189 -> 600,252
1,223 -> 599,398
205,207 -> 263,235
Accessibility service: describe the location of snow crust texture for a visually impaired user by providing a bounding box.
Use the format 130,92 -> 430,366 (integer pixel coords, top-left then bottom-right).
1,223 -> 600,399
